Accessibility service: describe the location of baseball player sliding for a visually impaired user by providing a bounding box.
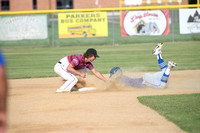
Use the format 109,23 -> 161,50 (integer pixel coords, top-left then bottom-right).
109,42 -> 177,89
54,48 -> 107,92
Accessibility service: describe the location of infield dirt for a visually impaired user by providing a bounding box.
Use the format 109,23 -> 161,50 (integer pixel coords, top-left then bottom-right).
7,70 -> 200,133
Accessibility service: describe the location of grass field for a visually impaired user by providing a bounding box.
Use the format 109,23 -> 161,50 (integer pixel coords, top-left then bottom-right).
138,94 -> 200,133
2,41 -> 200,79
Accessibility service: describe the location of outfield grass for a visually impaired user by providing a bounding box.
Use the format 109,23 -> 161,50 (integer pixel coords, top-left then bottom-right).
2,41 -> 200,79
138,94 -> 200,133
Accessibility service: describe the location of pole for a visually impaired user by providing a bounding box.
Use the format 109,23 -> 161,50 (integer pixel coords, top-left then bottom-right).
171,9 -> 174,43
51,13 -> 55,47
112,11 -> 115,46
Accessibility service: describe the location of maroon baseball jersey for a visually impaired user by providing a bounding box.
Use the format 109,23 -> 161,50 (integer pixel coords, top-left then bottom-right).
67,55 -> 94,70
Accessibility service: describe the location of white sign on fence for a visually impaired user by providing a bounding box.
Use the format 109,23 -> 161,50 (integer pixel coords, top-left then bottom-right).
121,10 -> 170,36
179,8 -> 200,34
0,14 -> 48,41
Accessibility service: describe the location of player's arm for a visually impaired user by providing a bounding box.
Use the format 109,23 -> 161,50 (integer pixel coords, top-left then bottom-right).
91,69 -> 107,82
67,64 -> 86,78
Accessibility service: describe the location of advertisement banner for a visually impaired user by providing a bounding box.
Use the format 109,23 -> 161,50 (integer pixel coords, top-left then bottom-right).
121,10 -> 169,36
179,8 -> 200,34
58,12 -> 108,38
0,14 -> 48,41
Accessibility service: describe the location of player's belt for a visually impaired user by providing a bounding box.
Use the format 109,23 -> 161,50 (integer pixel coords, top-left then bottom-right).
58,61 -> 62,64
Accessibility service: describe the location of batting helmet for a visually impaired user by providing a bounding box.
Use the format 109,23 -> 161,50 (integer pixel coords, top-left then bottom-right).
109,67 -> 122,78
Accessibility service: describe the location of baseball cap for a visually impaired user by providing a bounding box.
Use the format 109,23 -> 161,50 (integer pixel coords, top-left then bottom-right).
86,48 -> 99,58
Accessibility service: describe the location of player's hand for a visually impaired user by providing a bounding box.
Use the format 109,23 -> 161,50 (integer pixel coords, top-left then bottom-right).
79,72 -> 86,79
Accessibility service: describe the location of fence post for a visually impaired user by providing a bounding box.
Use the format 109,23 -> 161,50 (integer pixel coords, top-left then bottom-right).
51,13 -> 55,47
112,11 -> 116,46
171,9 -> 175,43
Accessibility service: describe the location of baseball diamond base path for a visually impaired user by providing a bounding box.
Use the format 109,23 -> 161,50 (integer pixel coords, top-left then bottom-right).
7,70 -> 200,133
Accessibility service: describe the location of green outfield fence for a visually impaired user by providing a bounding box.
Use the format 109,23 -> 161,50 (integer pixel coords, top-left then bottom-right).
0,3 -> 200,47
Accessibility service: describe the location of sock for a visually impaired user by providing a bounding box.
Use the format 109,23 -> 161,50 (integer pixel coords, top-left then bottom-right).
161,68 -> 170,83
157,54 -> 167,70
164,68 -> 170,75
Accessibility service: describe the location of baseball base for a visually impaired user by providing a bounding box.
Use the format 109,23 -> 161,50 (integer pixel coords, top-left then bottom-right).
78,87 -> 96,92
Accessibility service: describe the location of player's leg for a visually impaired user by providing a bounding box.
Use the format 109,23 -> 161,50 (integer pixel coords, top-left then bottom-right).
56,71 -> 78,92
54,63 -> 78,92
152,43 -> 177,88
143,60 -> 177,89
152,42 -> 167,70
161,60 -> 177,83
157,53 -> 167,70
143,43 -> 177,88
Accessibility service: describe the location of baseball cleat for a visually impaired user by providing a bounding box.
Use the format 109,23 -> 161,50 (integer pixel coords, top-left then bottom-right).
56,89 -> 71,93
152,42 -> 164,55
168,60 -> 177,68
